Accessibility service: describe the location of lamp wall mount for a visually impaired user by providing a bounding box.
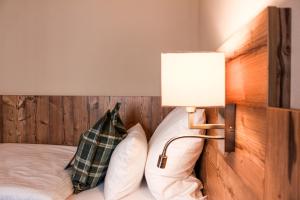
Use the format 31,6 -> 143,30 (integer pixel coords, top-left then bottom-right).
186,104 -> 236,152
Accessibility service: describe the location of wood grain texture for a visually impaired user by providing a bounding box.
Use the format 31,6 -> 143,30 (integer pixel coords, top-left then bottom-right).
49,96 -> 64,144
2,96 -> 18,143
36,96 -> 49,144
63,96 -> 74,145
72,96 -> 89,145
219,9 -> 268,107
201,7 -> 292,200
219,7 -> 291,109
0,96 -> 172,145
15,96 -> 26,143
201,144 -> 257,200
268,8 -> 291,108
203,107 -> 266,200
264,108 -> 300,200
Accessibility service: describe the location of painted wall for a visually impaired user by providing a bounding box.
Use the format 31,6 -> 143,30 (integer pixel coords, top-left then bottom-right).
198,0 -> 300,108
0,0 -> 201,96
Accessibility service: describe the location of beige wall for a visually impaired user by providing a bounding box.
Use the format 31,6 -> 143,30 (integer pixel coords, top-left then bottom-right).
0,0 -> 201,96
1,1 -> 298,108
198,0 -> 300,108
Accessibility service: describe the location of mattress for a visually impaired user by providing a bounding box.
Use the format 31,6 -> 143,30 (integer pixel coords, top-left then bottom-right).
0,143 -> 76,200
70,180 -> 155,200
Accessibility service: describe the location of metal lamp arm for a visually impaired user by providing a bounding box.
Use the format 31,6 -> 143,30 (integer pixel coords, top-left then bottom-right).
157,134 -> 224,168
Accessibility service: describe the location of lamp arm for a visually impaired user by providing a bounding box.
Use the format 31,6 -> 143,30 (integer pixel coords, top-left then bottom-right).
157,134 -> 224,168
188,111 -> 225,129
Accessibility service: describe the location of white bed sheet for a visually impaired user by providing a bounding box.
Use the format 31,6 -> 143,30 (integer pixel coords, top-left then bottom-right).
0,143 -> 76,200
71,179 -> 155,200
0,143 -> 156,200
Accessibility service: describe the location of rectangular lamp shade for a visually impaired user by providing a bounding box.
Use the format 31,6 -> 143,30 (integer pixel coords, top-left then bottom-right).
161,52 -> 225,107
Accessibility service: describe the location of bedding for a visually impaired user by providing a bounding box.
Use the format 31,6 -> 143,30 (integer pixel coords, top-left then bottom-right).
0,143 -> 76,200
0,143 -> 154,200
104,123 -> 148,200
70,180 -> 155,200
145,107 -> 206,200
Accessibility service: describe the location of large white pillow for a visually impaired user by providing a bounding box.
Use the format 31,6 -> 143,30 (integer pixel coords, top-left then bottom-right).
145,107 -> 206,200
104,123 -> 148,200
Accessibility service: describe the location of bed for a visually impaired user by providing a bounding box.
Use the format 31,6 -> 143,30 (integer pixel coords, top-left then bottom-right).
0,143 -> 74,200
0,143 -> 156,200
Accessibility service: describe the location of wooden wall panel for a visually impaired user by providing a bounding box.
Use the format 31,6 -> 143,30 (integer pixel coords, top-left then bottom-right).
16,97 -> 26,143
221,9 -> 268,107
24,96 -> 37,143
36,97 -> 49,144
49,96 -> 64,144
0,96 -> 172,145
264,108 -> 300,200
225,48 -> 268,107
203,144 -> 257,200
72,97 -> 89,145
268,8 -> 291,108
2,96 -> 18,143
200,7 -> 292,200
203,107 -> 266,200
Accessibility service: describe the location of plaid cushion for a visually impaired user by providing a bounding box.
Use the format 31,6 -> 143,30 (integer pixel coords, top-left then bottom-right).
67,103 -> 127,193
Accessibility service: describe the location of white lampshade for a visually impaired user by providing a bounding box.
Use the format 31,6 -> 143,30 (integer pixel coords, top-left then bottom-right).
161,52 -> 225,107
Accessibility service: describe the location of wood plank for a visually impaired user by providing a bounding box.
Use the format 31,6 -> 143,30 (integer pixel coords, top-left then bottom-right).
97,96 -> 110,122
24,96 -> 37,143
36,96 -> 49,144
150,96 -> 173,136
264,108 -> 300,200
140,97 -> 153,139
123,96 -> 142,130
2,96 -> 18,143
201,147 -> 225,200
49,96 -> 64,145
222,106 -> 266,199
73,96 -> 89,145
63,97 -> 74,146
225,46 -> 268,107
87,96 -> 100,127
109,96 -> 126,121
234,105 -> 267,169
150,96 -> 162,135
218,8 -> 268,62
268,8 -> 291,108
16,96 -> 26,143
204,106 -> 266,200
202,144 -> 258,200
221,7 -> 291,109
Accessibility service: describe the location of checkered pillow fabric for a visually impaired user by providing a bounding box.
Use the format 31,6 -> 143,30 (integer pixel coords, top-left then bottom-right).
66,103 -> 127,193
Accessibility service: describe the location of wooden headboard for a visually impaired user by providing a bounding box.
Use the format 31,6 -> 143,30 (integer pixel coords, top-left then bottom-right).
200,7 -> 300,200
0,96 -> 173,145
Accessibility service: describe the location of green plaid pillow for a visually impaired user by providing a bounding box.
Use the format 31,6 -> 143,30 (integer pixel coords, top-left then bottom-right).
65,103 -> 127,193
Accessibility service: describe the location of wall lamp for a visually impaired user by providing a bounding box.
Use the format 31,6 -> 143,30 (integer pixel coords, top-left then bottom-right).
158,52 -> 236,169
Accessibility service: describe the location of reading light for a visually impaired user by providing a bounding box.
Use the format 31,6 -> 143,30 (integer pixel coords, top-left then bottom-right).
158,52 -> 236,169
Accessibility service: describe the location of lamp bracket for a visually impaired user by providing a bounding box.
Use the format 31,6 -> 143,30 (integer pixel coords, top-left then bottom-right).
187,104 -> 236,152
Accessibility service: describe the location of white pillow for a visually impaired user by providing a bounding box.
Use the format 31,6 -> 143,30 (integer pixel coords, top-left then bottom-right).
104,123 -> 148,200
145,107 -> 206,200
